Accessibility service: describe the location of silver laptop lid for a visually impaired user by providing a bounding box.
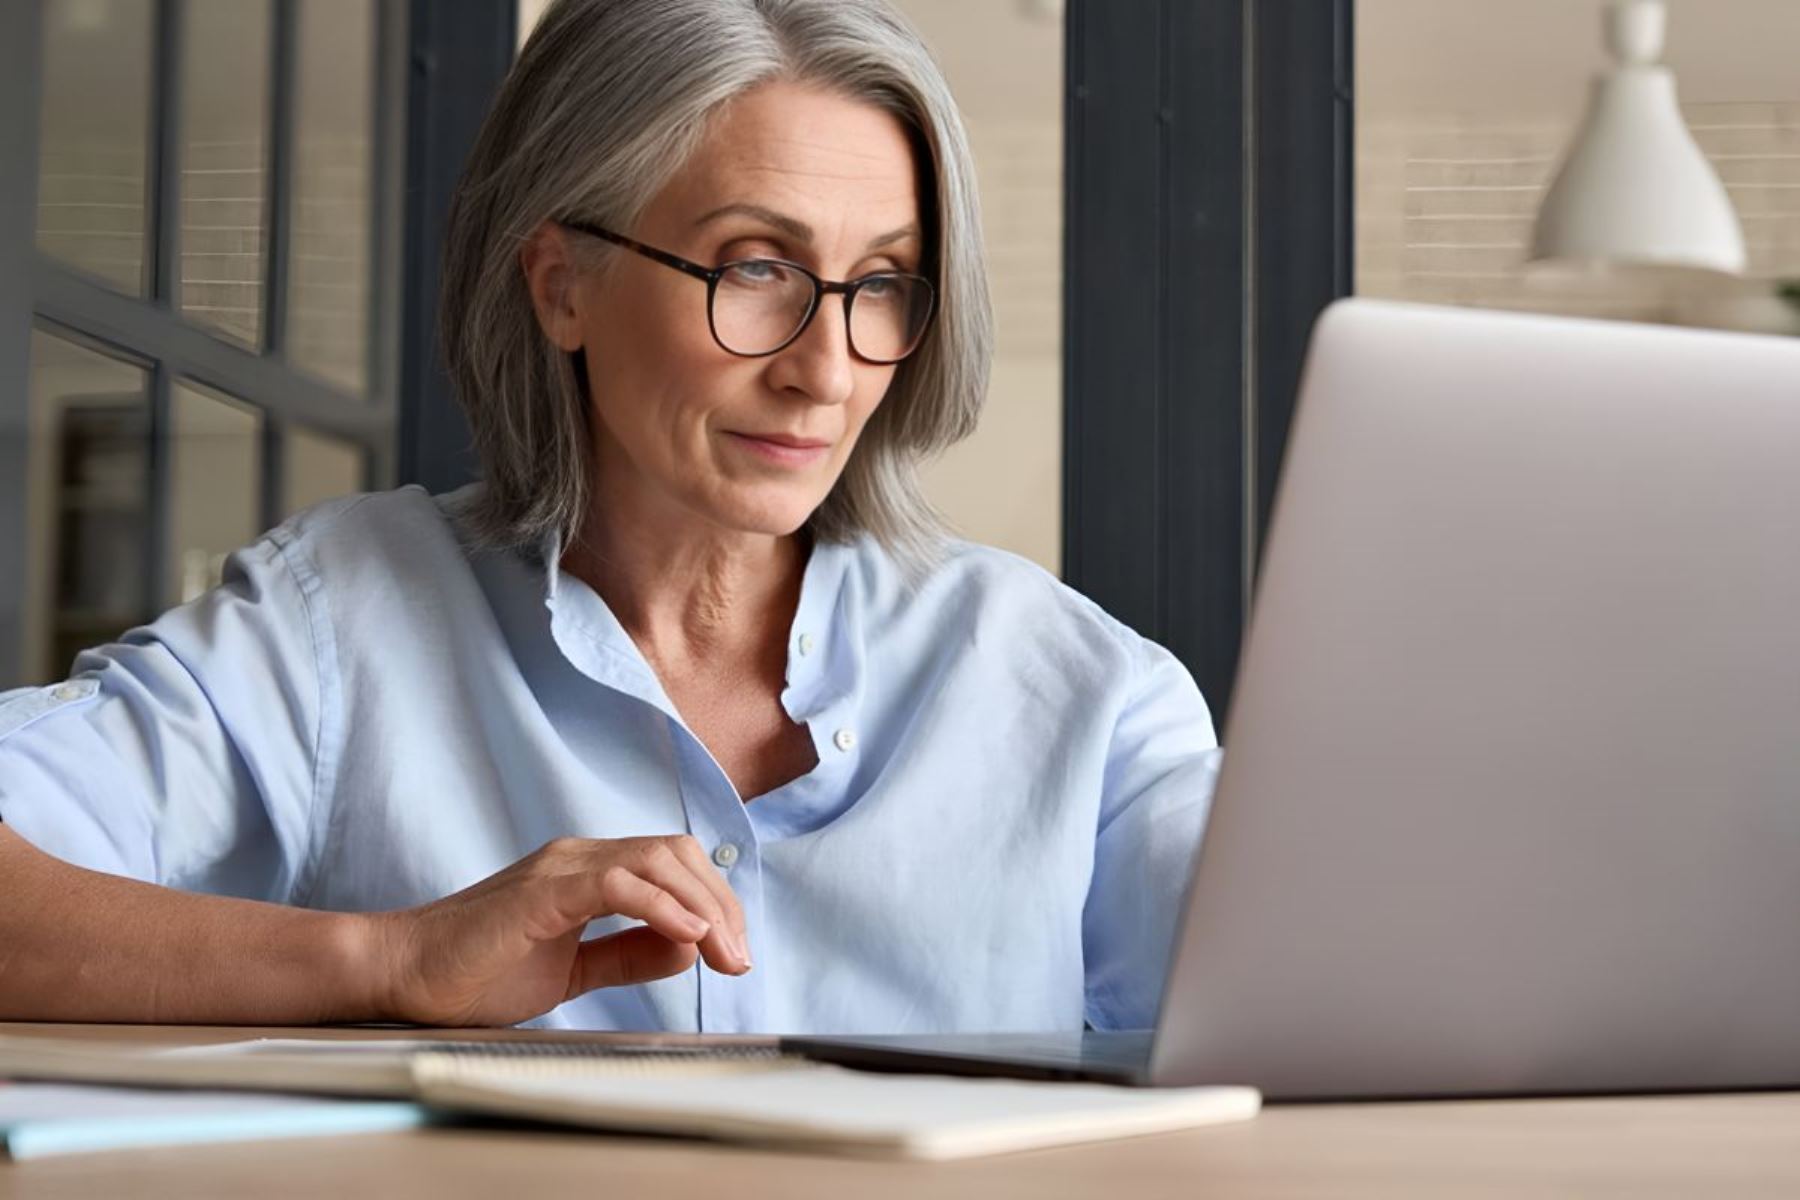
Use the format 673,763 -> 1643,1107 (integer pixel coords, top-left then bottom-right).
1151,300 -> 1800,1099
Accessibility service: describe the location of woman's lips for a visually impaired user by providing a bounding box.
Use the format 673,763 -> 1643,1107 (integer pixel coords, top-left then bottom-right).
725,431 -> 833,467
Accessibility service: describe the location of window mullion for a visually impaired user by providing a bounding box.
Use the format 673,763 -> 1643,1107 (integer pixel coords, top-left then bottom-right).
151,0 -> 185,308
266,0 -> 296,359
146,360 -> 174,613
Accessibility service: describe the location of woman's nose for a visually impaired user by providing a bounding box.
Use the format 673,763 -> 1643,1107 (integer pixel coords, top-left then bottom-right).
766,297 -> 857,407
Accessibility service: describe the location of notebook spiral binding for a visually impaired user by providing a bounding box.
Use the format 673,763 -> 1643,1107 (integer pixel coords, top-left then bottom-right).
412,1042 -> 815,1079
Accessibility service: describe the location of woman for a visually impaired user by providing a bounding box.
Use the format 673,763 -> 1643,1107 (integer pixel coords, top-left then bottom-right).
0,0 -> 1219,1034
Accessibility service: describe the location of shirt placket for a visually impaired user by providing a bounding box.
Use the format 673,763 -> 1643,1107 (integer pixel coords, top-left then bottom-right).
541,536 -> 861,1034
671,727 -> 768,1033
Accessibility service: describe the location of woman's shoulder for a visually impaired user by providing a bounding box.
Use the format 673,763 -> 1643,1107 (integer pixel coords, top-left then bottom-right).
273,481 -> 465,545
267,483 -> 486,582
843,533 -> 1153,671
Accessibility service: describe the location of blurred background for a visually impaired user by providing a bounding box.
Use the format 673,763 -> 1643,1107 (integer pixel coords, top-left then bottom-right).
1358,0 -> 1800,328
2,0 -> 1794,709
10,0 -> 386,688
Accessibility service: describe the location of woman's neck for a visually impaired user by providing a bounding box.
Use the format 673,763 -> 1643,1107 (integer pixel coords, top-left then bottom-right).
560,497 -> 807,677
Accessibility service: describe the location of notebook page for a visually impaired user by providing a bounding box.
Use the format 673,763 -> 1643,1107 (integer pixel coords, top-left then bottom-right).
410,1054 -> 1260,1160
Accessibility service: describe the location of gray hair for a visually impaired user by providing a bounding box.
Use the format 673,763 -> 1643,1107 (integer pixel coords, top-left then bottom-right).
439,0 -> 993,568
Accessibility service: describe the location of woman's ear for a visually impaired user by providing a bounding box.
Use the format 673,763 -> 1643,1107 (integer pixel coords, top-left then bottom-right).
520,222 -> 585,352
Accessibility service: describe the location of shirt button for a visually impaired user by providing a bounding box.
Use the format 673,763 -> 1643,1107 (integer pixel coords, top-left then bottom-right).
51,683 -> 85,702
797,633 -> 815,657
833,729 -> 857,753
712,843 -> 740,870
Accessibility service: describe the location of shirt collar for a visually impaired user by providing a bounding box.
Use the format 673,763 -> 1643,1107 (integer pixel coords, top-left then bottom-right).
536,529 -> 861,723
780,536 -> 862,721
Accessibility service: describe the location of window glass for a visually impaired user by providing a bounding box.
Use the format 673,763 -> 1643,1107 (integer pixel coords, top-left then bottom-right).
287,0 -> 376,395
281,425 -> 364,518
168,383 -> 264,606
25,331 -> 154,683
179,0 -> 275,347
36,0 -> 155,295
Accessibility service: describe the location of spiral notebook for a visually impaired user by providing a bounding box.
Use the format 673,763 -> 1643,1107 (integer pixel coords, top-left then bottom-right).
406,1048 -> 1260,1160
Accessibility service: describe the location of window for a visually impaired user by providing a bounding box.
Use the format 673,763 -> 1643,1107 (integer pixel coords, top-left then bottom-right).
288,0 -> 378,393
178,0 -> 274,346
24,329 -> 152,680
36,0 -> 154,294
4,0 -> 402,686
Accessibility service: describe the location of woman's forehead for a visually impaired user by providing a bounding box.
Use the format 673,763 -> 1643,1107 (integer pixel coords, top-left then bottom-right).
651,82 -> 921,244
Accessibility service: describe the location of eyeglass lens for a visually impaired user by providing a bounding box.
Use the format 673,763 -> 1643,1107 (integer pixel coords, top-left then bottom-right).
711,261 -> 931,361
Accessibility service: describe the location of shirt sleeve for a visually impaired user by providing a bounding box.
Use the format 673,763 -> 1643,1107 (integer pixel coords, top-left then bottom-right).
1082,633 -> 1223,1031
0,531 -> 325,903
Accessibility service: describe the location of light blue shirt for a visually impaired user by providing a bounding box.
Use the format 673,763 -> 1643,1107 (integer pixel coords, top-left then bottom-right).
0,485 -> 1221,1034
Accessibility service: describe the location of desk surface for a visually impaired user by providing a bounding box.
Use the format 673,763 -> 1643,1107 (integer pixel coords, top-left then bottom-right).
1,1023 -> 1796,1199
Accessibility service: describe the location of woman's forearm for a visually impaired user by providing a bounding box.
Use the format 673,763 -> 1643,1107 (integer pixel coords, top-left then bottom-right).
0,826 -> 745,1028
0,825 -> 384,1025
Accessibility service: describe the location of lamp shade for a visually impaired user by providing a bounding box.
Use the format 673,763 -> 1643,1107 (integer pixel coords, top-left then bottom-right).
1530,1 -> 1746,274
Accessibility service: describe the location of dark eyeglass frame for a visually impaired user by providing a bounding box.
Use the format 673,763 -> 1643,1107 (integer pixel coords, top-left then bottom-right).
558,220 -> 936,364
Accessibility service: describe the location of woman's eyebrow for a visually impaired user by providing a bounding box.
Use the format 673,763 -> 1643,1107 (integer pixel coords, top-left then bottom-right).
865,223 -> 922,251
695,202 -> 812,242
693,203 -> 920,252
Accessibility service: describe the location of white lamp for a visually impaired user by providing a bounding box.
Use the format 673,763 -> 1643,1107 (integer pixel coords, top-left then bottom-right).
1530,0 -> 1746,275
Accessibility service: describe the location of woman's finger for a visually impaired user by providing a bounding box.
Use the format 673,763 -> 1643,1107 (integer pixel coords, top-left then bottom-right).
544,863 -> 714,951
566,925 -> 699,995
621,845 -> 749,974
661,837 -> 752,966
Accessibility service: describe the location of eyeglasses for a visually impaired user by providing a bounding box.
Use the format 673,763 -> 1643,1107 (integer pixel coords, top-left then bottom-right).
559,220 -> 936,364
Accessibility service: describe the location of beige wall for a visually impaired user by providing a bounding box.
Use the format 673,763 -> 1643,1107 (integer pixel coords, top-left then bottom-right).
1358,0 -> 1800,332
896,0 -> 1063,572
516,0 -> 1066,571
1360,0 -> 1800,115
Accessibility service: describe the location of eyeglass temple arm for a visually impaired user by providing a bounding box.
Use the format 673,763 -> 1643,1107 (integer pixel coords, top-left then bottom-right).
559,221 -> 715,283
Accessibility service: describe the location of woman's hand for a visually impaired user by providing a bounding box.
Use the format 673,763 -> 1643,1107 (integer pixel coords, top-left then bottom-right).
366,836 -> 751,1027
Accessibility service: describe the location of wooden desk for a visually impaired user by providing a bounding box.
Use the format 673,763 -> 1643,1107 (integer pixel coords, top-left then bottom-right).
2,1023 -> 1796,1199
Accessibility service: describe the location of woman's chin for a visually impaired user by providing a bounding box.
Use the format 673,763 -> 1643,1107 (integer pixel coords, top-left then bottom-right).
701,486 -> 829,539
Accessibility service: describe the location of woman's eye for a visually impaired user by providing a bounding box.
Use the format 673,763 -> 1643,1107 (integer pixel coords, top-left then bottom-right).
721,259 -> 800,293
858,275 -> 901,300
733,259 -> 784,282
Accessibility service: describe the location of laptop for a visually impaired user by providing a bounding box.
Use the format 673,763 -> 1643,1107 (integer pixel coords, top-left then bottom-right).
785,299 -> 1800,1099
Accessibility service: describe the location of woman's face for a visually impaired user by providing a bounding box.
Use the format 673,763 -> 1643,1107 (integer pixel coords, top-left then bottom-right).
551,80 -> 924,540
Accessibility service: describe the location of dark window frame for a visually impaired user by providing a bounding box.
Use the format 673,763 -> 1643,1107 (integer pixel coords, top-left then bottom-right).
0,0 -> 46,684
1063,0 -> 1354,721
395,0 -> 517,497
